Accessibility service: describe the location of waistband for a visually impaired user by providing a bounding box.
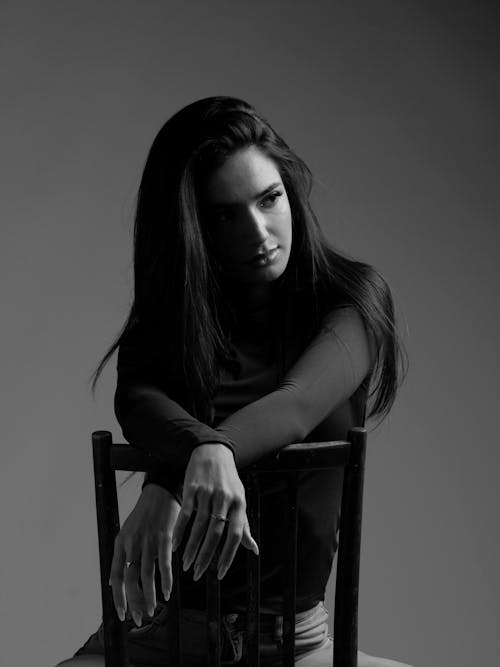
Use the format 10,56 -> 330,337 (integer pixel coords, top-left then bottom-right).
177,600 -> 329,641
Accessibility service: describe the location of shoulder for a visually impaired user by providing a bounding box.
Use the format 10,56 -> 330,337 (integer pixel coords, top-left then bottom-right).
319,304 -> 362,330
311,305 -> 377,374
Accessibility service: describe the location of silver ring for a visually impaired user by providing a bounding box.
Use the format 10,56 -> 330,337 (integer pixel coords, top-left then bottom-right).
125,560 -> 141,569
210,513 -> 228,522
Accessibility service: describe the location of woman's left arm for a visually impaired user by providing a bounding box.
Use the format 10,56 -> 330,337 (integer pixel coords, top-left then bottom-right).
216,306 -> 375,468
172,307 -> 373,585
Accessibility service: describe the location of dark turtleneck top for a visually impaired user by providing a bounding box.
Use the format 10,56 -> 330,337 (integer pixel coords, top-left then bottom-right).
114,301 -> 372,612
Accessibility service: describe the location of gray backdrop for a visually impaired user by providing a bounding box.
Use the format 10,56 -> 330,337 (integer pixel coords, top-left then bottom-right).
1,2 -> 498,666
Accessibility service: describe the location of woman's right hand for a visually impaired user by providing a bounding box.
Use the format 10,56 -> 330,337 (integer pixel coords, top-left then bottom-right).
109,483 -> 181,627
172,443 -> 259,582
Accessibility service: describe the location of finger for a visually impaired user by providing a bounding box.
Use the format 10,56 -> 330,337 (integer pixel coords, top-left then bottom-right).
241,517 -> 259,555
140,542 -> 157,618
216,506 -> 246,580
109,538 -> 126,621
182,491 -> 211,571
158,529 -> 173,601
124,558 -> 144,627
172,487 -> 197,552
193,499 -> 231,580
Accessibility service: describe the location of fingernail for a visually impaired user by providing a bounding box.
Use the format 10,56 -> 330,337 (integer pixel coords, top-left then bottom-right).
253,544 -> 259,556
117,606 -> 125,622
132,611 -> 142,627
217,565 -> 227,580
163,588 -> 171,602
147,605 -> 155,617
183,557 -> 191,572
193,566 -> 201,581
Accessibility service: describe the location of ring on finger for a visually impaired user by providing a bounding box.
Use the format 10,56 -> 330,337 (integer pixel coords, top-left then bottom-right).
210,513 -> 228,522
125,560 -> 141,569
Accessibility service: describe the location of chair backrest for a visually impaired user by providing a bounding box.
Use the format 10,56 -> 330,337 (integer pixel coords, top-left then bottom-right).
92,428 -> 367,667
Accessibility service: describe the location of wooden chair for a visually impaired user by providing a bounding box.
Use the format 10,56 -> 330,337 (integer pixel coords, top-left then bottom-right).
92,427 -> 367,666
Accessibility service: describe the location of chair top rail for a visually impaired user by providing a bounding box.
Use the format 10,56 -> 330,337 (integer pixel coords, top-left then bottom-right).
249,441 -> 351,472
107,440 -> 351,473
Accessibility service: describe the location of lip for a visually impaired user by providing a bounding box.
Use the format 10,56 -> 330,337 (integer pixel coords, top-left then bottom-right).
247,246 -> 279,267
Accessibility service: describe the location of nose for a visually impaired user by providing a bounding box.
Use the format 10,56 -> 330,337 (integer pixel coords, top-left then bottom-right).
243,207 -> 270,246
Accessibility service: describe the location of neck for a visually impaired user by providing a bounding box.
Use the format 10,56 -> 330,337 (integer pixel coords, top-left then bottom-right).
221,278 -> 279,315
243,283 -> 273,309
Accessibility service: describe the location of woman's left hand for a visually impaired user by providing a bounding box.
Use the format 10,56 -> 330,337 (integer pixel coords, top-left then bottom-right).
172,443 -> 259,581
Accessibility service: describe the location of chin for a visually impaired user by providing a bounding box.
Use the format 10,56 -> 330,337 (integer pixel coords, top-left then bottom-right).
246,264 -> 288,284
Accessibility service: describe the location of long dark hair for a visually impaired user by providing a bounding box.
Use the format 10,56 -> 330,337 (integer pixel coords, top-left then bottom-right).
92,96 -> 406,421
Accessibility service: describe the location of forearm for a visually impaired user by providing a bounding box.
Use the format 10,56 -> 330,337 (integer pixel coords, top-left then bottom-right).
115,384 -> 234,496
115,322 -> 235,470
216,307 -> 374,469
215,389 -> 309,469
116,385 -> 233,464
141,470 -> 183,505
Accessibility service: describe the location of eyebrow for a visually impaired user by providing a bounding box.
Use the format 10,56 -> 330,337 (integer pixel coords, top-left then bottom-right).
208,182 -> 283,209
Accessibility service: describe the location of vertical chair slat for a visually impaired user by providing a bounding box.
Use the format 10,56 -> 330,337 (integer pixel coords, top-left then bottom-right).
207,546 -> 221,666
282,471 -> 298,666
92,430 -> 127,667
334,427 -> 367,667
166,551 -> 182,666
246,472 -> 261,666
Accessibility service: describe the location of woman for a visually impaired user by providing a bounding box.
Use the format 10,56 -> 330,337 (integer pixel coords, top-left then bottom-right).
57,96 -> 412,666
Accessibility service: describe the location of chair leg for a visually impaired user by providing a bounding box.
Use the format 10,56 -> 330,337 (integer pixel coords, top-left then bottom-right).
334,427 -> 367,667
92,431 -> 127,667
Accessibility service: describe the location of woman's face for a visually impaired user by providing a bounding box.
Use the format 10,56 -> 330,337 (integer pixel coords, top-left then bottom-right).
202,145 -> 292,286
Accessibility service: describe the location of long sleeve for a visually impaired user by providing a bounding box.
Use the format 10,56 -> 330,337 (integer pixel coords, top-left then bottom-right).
115,306 -> 374,489
114,323 -> 235,498
215,306 -> 374,468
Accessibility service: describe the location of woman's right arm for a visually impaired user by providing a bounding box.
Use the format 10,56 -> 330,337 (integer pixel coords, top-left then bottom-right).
109,483 -> 181,626
115,323 -> 235,468
112,324 -> 257,623
115,321 -> 238,502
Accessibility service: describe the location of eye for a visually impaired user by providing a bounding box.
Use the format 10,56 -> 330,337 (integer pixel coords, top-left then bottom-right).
259,191 -> 283,209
